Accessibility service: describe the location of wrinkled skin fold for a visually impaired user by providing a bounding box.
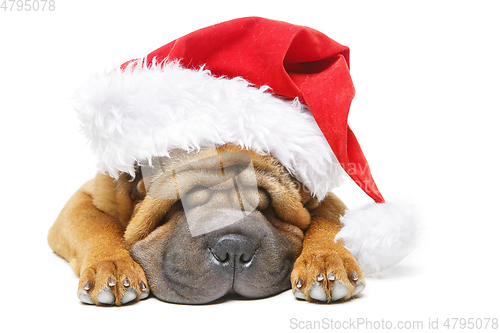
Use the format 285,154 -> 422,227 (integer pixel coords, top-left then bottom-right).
131,209 -> 301,304
48,144 -> 366,305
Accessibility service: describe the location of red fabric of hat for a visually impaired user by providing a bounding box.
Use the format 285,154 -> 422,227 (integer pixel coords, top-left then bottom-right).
123,17 -> 384,203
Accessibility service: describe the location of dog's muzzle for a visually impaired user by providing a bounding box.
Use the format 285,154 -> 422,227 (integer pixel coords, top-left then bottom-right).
129,148 -> 300,304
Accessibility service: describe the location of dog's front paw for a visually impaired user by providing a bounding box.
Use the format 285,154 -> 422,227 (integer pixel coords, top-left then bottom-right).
290,244 -> 365,303
77,256 -> 149,306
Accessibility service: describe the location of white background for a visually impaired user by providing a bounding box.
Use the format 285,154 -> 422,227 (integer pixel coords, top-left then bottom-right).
1,1 -> 499,332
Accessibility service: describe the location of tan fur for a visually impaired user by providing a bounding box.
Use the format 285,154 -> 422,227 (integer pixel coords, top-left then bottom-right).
48,144 -> 363,305
124,197 -> 177,248
48,179 -> 148,305
291,194 -> 365,302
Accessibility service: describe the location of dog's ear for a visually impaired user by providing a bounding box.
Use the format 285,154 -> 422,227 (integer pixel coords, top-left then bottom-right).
90,172 -> 134,225
109,169 -> 177,249
113,171 -> 146,226
123,197 -> 177,248
90,171 -> 152,229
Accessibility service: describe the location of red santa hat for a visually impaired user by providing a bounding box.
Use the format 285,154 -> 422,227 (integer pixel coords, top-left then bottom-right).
75,17 -> 417,274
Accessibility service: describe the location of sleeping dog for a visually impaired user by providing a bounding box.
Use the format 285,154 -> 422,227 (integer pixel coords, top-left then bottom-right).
48,17 -> 413,306
48,144 -> 365,305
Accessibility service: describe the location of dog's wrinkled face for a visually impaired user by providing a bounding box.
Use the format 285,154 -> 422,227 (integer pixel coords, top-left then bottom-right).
128,145 -> 311,304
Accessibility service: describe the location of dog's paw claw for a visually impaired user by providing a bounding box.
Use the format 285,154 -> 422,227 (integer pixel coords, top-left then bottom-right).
77,258 -> 149,306
291,247 -> 365,303
295,278 -> 303,289
139,281 -> 149,300
107,277 -> 116,287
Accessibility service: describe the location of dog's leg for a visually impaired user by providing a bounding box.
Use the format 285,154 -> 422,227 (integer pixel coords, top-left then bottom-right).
48,180 -> 149,306
290,193 -> 365,302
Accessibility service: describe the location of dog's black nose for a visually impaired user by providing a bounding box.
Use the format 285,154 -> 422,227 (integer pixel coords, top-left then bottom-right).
209,235 -> 256,265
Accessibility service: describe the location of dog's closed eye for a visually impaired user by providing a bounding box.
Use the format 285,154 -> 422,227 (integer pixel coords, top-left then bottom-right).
183,186 -> 211,207
182,185 -> 270,212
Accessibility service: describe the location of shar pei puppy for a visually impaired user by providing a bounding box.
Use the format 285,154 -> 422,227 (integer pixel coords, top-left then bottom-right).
48,17 -> 414,306
48,144 -> 366,305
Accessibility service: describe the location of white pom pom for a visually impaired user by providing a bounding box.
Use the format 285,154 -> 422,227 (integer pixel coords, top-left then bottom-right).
334,202 -> 418,276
